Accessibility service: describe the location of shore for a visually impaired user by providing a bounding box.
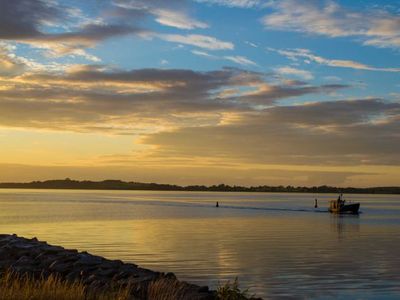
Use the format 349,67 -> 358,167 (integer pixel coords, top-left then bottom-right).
1,179 -> 399,194
0,234 -> 216,300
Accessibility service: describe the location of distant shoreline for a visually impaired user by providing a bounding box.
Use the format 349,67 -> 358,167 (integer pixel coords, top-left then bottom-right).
0,179 -> 399,194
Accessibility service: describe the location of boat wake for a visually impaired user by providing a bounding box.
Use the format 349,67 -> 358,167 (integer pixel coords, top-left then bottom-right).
219,204 -> 329,213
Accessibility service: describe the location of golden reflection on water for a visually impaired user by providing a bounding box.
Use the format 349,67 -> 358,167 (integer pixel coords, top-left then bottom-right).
0,189 -> 399,298
330,214 -> 360,240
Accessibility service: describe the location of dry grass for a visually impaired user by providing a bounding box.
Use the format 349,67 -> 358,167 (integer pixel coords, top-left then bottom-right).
147,278 -> 194,300
149,277 -> 257,300
0,271 -> 256,300
0,272 -> 132,300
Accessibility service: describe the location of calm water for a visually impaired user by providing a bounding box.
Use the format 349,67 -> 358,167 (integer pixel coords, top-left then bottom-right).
0,189 -> 399,299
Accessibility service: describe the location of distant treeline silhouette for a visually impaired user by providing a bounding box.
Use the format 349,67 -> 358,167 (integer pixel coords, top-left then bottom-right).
0,179 -> 399,194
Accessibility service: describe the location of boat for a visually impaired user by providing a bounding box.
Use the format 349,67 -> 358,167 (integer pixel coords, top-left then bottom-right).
329,198 -> 360,214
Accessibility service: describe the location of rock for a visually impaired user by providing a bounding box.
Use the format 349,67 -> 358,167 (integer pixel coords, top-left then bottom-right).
198,286 -> 209,293
96,268 -> 117,277
65,270 -> 81,282
165,272 -> 177,279
0,234 -> 218,300
74,254 -> 103,266
83,274 -> 98,284
49,261 -> 73,275
13,256 -> 31,266
113,271 -> 131,280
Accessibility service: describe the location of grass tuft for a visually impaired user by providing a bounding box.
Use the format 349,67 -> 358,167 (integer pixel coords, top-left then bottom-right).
148,278 -> 195,300
216,277 -> 257,300
0,271 -> 132,300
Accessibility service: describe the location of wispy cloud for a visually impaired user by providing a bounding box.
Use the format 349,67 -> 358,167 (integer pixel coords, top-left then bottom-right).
275,66 -> 314,80
195,0 -> 261,8
224,55 -> 257,66
268,48 -> 400,72
323,76 -> 342,82
113,0 -> 208,30
263,0 -> 400,49
158,34 -> 234,50
244,41 -> 258,48
191,50 -> 257,66
153,9 -> 208,29
191,50 -> 216,58
160,59 -> 169,65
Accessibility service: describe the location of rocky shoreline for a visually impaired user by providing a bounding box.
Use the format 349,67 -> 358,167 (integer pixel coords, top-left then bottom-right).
0,234 -> 214,299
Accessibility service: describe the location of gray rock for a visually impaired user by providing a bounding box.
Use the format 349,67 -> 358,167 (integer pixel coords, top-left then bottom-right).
0,234 -> 218,300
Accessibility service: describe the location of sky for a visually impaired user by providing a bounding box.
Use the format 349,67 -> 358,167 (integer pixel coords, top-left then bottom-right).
0,0 -> 399,187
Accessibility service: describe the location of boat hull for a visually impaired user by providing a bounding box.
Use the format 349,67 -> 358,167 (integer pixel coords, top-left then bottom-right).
329,202 -> 360,214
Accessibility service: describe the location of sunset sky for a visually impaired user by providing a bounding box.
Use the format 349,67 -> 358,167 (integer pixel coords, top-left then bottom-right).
1,0 -> 399,186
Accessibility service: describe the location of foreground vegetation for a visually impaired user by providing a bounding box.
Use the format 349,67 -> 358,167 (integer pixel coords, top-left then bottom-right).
216,278 -> 258,300
0,272 -> 131,300
1,178 -> 399,194
0,272 -> 257,300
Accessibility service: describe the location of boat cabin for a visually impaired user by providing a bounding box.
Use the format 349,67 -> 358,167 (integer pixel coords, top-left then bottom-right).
329,198 -> 360,214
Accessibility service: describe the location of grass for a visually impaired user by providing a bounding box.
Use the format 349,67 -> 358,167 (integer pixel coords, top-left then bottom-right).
0,272 -> 132,300
0,271 -> 257,300
148,277 -> 258,300
216,278 -> 257,300
147,278 -> 194,300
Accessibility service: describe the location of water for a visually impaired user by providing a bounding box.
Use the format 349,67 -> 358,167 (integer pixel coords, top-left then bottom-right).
0,189 -> 399,299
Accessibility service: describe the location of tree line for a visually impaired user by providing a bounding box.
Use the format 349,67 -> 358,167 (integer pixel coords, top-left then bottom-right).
0,179 -> 399,194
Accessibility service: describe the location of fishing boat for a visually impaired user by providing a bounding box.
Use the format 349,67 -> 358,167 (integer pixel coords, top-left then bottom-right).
329,197 -> 360,214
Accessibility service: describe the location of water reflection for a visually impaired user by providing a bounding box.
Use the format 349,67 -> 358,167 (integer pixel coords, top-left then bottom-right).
0,189 -> 399,299
330,214 -> 360,240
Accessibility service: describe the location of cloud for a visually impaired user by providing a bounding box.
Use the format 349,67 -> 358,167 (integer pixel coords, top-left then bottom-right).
0,0 -> 210,61
275,66 -> 314,80
0,0 -> 229,65
29,23 -> 144,60
244,41 -> 258,48
195,0 -> 261,8
0,44 -> 26,77
0,67 -> 244,132
113,0 -> 208,30
157,34 -> 234,50
191,51 -> 257,67
263,0 -> 400,49
323,76 -> 341,82
268,48 -> 400,72
0,42 -> 71,75
224,56 -> 257,66
141,99 -> 400,166
153,9 -> 208,29
0,64 -> 347,133
0,0 -> 63,40
37,24 -> 141,45
191,50 -> 216,58
0,0 -> 147,60
224,83 -> 348,105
